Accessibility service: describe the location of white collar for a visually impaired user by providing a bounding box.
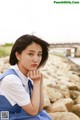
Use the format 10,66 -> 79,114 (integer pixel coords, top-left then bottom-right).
10,64 -> 29,86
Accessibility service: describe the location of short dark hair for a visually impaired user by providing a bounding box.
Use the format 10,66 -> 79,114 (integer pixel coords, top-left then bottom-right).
9,34 -> 50,67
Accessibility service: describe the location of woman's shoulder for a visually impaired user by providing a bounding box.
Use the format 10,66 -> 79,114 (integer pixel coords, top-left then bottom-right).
2,74 -> 22,86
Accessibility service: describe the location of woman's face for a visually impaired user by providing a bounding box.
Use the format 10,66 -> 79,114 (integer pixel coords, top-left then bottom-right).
16,42 -> 42,74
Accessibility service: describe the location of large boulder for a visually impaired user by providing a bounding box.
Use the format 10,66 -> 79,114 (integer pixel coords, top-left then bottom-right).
49,112 -> 80,120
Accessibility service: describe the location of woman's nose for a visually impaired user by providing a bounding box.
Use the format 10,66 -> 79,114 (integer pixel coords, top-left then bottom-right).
33,56 -> 39,62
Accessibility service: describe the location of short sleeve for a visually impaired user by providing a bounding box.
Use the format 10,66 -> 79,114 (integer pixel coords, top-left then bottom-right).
1,74 -> 30,106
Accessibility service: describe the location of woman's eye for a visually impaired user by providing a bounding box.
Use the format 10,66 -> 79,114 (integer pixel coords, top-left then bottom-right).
38,54 -> 42,56
29,53 -> 33,56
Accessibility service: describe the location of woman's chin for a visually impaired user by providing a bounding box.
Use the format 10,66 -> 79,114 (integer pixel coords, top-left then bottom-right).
30,68 -> 37,70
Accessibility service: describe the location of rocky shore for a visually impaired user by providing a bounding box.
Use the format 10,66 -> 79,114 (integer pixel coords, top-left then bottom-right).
0,54 -> 80,120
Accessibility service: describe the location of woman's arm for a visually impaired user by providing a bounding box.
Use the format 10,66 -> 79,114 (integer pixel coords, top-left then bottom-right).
22,70 -> 41,116
22,80 -> 41,116
38,77 -> 44,112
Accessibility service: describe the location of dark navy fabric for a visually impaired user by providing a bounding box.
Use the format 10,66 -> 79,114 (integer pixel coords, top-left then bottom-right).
28,80 -> 33,98
0,69 -> 52,120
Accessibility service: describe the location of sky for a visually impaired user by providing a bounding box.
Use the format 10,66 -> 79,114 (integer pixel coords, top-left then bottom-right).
0,0 -> 80,44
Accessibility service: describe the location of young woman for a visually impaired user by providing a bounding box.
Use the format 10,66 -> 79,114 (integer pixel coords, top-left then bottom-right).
0,34 -> 52,120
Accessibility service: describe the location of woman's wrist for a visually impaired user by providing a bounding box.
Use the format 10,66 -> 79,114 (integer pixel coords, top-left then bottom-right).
33,80 -> 41,85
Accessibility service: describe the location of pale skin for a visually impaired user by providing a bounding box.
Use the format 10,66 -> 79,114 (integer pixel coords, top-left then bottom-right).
15,42 -> 44,116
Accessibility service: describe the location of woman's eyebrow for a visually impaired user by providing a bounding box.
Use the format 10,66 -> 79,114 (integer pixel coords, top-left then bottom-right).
28,50 -> 42,53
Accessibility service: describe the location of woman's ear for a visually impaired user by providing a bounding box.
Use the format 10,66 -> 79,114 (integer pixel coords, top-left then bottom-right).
15,51 -> 21,60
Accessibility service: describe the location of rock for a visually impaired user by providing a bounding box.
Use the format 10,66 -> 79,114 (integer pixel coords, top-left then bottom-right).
49,112 -> 80,120
46,87 -> 64,102
75,95 -> 80,104
73,104 -> 80,117
69,74 -> 80,83
51,102 -> 68,112
43,88 -> 51,107
70,90 -> 80,100
52,98 -> 74,112
44,105 -> 54,113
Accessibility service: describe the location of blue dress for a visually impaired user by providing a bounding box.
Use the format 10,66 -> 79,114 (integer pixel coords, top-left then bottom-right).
0,69 -> 52,120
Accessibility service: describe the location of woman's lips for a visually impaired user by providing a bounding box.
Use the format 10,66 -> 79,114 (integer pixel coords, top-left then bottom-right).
31,64 -> 38,67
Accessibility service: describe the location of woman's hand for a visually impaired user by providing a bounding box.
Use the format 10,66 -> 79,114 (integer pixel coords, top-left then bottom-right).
28,70 -> 43,82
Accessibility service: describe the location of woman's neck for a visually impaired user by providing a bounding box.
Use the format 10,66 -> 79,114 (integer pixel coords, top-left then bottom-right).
17,64 -> 29,77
